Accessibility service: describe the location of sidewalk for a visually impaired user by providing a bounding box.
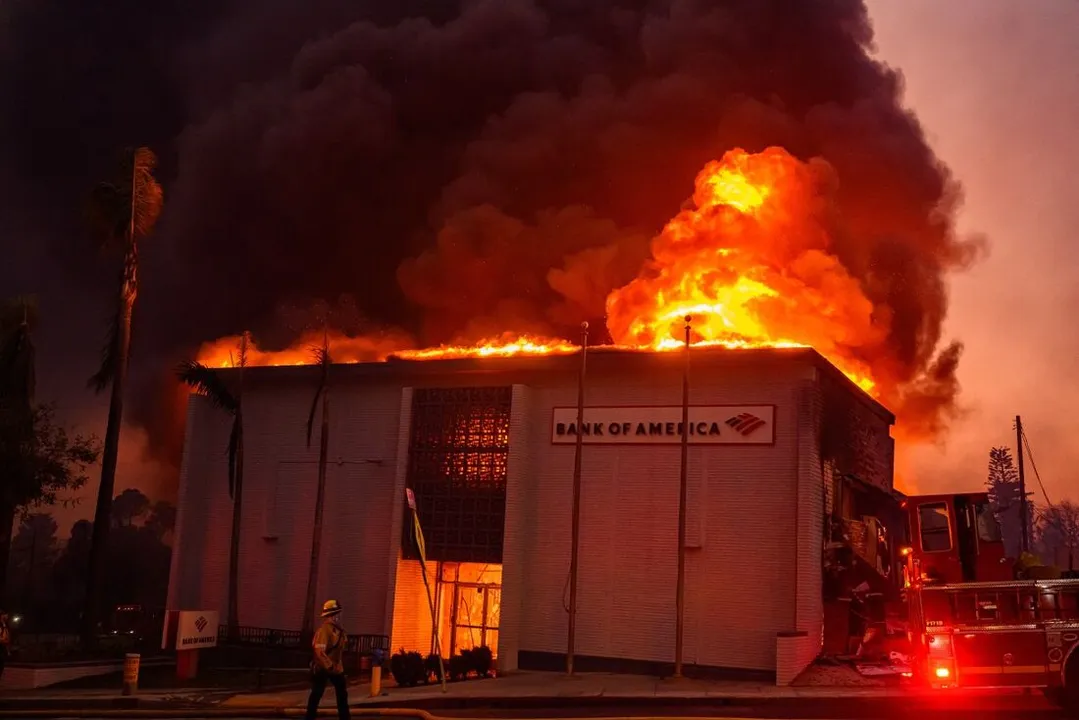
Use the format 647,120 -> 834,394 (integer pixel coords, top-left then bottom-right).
0,668 -> 1049,717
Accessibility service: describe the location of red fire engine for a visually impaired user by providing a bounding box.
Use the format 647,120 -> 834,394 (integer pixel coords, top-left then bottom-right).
901,491 -> 1079,710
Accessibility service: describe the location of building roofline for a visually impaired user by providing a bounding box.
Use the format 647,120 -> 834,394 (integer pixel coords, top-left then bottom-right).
214,344 -> 895,423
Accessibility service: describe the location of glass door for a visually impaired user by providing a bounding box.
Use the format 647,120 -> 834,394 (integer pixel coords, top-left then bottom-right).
451,583 -> 501,658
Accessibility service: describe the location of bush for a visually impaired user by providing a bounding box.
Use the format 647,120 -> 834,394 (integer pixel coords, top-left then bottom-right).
424,653 -> 444,683
389,649 -> 426,687
447,653 -> 470,681
470,645 -> 493,677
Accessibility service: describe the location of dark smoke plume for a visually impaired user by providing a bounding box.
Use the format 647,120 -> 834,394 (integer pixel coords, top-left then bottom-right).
0,0 -> 981,481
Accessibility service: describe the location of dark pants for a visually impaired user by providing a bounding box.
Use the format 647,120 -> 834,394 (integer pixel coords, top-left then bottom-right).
305,669 -> 349,720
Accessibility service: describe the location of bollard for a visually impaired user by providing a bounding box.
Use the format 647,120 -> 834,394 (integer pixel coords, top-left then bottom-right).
369,665 -> 382,697
122,653 -> 141,696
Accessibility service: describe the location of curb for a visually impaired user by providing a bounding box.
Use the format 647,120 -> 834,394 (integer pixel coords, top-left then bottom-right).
353,693 -> 933,709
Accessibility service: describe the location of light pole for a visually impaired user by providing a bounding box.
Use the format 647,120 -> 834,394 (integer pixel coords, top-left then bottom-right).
566,321 -> 589,675
674,315 -> 691,678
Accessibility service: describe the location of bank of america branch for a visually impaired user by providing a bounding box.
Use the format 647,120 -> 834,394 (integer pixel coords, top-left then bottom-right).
166,346 -> 895,683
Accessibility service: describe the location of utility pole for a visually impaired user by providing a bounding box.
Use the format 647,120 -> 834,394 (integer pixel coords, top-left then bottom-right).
1016,415 -> 1029,554
674,316 -> 691,679
566,321 -> 589,675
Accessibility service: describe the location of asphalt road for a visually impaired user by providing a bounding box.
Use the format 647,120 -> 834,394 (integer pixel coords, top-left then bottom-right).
429,701 -> 1070,719
36,702 -> 1073,720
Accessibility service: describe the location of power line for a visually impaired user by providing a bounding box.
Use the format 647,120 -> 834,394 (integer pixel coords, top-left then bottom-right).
1018,424 -> 1052,507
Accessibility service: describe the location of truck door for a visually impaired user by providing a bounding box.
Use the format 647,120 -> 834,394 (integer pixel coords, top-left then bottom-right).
953,496 -> 978,583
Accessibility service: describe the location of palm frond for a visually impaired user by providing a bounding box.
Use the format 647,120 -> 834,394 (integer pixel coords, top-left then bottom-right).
176,360 -> 239,413
0,297 -> 37,408
305,341 -> 331,448
130,147 -> 163,240
87,306 -> 121,393
86,147 -> 164,252
237,332 -> 249,369
312,345 -> 332,367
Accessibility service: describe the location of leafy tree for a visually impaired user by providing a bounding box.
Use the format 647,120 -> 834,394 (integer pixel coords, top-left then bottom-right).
47,493 -> 177,633
302,332 -> 331,637
8,513 -> 60,629
1,297 -> 100,602
1037,501 -> 1079,571
112,488 -> 151,527
177,334 -> 247,636
83,147 -> 164,643
53,519 -> 93,618
986,446 -> 1029,557
144,501 -> 177,544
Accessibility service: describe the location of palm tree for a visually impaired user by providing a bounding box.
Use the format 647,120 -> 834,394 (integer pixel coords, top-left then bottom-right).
177,334 -> 247,637
82,147 -> 163,643
301,332 -> 332,638
0,297 -> 37,601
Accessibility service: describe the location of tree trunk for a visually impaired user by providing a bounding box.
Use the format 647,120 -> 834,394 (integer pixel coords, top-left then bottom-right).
227,418 -> 244,639
82,285 -> 134,646
0,501 -> 16,605
302,391 -> 330,638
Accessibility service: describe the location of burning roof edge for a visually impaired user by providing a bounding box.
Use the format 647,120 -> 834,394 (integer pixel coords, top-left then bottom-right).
211,345 -> 894,424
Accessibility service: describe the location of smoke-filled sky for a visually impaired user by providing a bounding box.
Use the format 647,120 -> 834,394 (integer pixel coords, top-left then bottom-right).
0,0 -> 1076,535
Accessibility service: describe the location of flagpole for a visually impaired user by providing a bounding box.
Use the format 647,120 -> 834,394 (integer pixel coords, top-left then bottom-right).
566,321 -> 589,675
407,489 -> 447,692
673,315 -> 691,678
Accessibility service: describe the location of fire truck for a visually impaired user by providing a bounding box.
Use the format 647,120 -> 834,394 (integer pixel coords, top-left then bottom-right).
902,491 -> 1079,711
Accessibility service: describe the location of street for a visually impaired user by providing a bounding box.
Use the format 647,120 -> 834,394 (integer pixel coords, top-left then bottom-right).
430,699 -> 1072,718
27,699 -> 1072,720
56,712 -> 1066,720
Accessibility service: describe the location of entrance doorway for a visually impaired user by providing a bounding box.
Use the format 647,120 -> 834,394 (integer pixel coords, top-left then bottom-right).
436,563 -> 501,658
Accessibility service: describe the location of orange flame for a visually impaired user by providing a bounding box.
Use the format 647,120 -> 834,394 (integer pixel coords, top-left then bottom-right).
605,147 -> 881,393
196,329 -> 416,368
195,147 -> 880,394
392,333 -> 578,360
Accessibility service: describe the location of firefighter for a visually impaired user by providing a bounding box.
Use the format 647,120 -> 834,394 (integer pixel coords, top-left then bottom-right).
305,599 -> 350,720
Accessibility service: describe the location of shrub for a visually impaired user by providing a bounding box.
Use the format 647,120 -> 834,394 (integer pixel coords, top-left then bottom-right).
471,645 -> 493,677
425,653 -> 444,683
389,649 -> 426,686
447,653 -> 470,681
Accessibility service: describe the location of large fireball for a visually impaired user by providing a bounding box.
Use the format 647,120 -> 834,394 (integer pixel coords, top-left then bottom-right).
605,147 -> 883,392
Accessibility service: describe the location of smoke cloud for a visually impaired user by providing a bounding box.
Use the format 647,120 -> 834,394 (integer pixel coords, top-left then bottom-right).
0,0 -> 981,476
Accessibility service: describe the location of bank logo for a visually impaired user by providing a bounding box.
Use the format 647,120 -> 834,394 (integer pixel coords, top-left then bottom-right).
194,615 -> 208,633
725,412 -> 766,437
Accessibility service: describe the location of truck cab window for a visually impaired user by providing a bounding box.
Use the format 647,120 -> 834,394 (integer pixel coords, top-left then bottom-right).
919,502 -> 952,552
974,502 -> 1002,543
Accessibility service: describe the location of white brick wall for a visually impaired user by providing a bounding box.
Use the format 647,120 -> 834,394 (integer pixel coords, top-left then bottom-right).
169,378 -> 405,635
498,384 -> 533,672
509,361 -> 809,672
167,394 -> 231,616
787,379 -> 825,679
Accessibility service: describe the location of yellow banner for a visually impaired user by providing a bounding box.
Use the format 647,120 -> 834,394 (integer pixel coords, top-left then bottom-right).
411,510 -> 427,565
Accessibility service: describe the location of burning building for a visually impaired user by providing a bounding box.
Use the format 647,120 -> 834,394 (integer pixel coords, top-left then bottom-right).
164,146 -> 937,682
167,341 -> 900,683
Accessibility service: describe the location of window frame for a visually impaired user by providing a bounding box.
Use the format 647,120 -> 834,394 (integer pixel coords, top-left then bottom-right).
918,501 -> 954,554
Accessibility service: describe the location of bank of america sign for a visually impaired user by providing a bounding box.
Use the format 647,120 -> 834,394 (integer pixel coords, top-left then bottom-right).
550,405 -> 775,445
